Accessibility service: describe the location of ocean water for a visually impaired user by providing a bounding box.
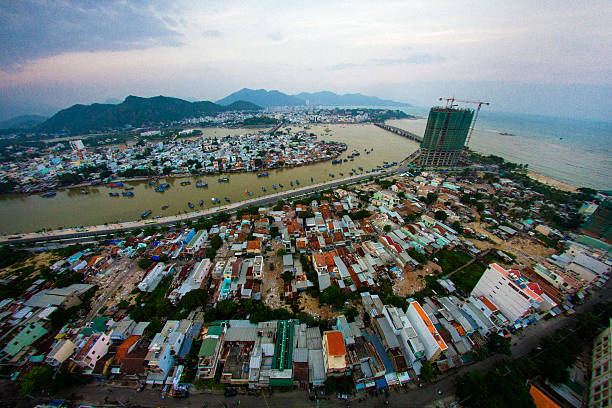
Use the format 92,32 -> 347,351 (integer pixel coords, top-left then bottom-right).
388,109 -> 612,190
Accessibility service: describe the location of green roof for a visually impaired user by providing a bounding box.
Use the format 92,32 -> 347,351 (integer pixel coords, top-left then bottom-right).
206,325 -> 223,336
198,338 -> 219,357
1,321 -> 48,358
91,316 -> 109,332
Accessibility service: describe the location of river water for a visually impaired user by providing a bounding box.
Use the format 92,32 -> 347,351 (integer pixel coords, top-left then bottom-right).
0,124 -> 418,234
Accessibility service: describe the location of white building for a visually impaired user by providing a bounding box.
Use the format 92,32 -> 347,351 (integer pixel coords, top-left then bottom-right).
471,263 -> 546,323
405,301 -> 448,361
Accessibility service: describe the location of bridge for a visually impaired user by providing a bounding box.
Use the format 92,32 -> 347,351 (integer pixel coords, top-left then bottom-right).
374,123 -> 423,143
268,122 -> 283,135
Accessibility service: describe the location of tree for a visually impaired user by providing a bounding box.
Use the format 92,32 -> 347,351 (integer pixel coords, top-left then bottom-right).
277,248 -> 287,256
281,271 -> 293,284
487,333 -> 511,355
210,235 -> 223,250
434,210 -> 448,221
180,289 -> 208,310
425,192 -> 438,205
420,360 -> 437,382
21,365 -> 53,395
137,258 -> 154,270
451,220 -> 463,233
383,224 -> 392,233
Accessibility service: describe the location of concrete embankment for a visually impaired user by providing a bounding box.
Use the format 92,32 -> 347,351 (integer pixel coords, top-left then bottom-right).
1,170 -> 393,246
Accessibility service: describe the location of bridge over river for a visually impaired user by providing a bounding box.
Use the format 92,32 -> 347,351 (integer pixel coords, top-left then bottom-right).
374,123 -> 423,143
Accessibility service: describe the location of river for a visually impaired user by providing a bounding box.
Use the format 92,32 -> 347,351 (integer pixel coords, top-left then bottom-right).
0,124 -> 419,234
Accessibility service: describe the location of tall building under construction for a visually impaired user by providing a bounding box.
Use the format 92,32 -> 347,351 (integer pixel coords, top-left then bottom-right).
418,107 -> 474,167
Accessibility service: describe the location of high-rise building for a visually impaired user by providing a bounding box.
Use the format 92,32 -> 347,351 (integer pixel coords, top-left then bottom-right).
418,107 -> 474,167
589,320 -> 611,408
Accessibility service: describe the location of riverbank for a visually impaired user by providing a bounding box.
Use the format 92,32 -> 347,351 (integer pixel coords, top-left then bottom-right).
0,170 -> 390,245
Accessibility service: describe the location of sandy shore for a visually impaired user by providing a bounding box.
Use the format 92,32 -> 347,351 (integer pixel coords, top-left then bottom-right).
527,171 -> 579,193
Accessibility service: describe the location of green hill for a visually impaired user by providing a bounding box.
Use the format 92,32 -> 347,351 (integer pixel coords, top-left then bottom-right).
39,96 -> 261,134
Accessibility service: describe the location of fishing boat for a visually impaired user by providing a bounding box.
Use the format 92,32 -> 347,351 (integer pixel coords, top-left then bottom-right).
339,172 -> 344,176
124,186 -> 134,190
199,200 -> 204,206
257,172 -> 269,177
155,186 -> 166,193
148,180 -> 155,186
218,177 -> 230,182
329,173 -> 335,177
107,182 -> 124,188
272,185 -> 277,190
246,190 -> 253,195
358,166 -> 363,170
180,181 -> 191,186
278,183 -> 284,188
211,198 -> 217,204
215,198 -> 221,204
122,191 -> 134,197
196,181 -> 208,188
290,181 -> 293,186
332,159 -> 342,164
188,202 -> 194,209
262,187 -> 267,191
162,205 -> 169,210
80,188 -> 89,194
343,159 -> 348,162
42,191 -> 56,198
310,177 -> 314,182
295,179 -> 300,185
224,197 -> 231,202
109,192 -> 119,197
141,209 -> 152,218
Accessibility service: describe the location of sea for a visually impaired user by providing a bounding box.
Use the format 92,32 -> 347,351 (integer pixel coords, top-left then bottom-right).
388,108 -> 612,191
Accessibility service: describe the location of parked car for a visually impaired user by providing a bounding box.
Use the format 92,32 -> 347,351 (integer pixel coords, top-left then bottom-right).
224,388 -> 238,397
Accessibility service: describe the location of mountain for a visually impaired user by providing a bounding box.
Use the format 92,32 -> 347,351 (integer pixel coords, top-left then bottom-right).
104,98 -> 122,104
216,88 -> 305,107
39,96 -> 261,134
216,88 -> 411,108
0,115 -> 47,129
295,91 -> 411,107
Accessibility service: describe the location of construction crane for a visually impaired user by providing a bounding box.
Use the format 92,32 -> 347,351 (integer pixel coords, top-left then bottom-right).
439,97 -> 489,148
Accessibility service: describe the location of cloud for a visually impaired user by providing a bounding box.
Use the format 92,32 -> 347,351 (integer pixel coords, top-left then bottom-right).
202,29 -> 223,38
267,31 -> 283,41
0,0 -> 183,71
327,54 -> 445,70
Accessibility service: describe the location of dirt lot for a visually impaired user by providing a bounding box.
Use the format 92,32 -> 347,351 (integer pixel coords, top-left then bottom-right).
393,267 -> 428,297
1,251 -> 57,278
261,241 -> 288,309
298,293 -> 338,320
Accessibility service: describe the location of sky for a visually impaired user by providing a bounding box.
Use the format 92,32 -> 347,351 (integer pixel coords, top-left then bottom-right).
1,0 -> 611,121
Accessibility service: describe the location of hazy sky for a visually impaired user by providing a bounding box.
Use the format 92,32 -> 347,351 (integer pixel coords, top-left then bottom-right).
1,0 -> 611,120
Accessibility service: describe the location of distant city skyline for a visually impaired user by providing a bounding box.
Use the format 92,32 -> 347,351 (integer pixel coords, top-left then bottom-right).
1,0 -> 611,120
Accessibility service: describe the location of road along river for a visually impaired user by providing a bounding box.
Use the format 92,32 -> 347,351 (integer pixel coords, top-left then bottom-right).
0,124 -> 419,235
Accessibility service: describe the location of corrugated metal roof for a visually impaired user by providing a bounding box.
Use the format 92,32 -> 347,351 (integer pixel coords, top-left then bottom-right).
293,347 -> 308,363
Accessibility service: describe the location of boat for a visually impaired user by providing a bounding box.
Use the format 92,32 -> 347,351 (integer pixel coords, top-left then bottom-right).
124,186 -> 134,191
211,198 -> 217,204
180,181 -> 191,186
257,172 -> 269,177
310,177 -> 314,182
339,172 -> 344,176
246,190 -> 253,195
141,209 -> 152,218
199,200 -> 204,206
262,187 -> 267,191
499,132 -> 516,136
215,198 -> 221,204
155,186 -> 166,193
122,191 -> 134,197
272,185 -> 277,190
224,197 -> 231,202
80,188 -> 89,194
279,183 -> 284,188
109,192 -> 119,197
290,181 -> 293,186
218,177 -> 230,182
352,168 -> 356,172
42,192 -> 56,198
343,159 -> 348,162
148,180 -> 155,186
354,152 -> 360,156
188,202 -> 194,209
162,205 -> 169,210
358,166 -> 363,170
296,180 -> 300,185
350,158 -> 354,161
332,159 -> 342,164
329,173 -> 335,177
196,182 -> 208,188
107,182 -> 124,188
